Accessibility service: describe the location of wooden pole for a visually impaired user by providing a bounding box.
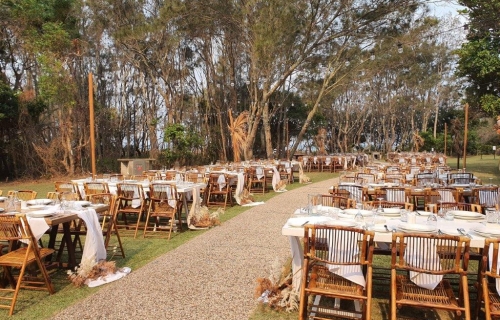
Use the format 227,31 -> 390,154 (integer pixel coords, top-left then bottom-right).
89,73 -> 96,179
463,103 -> 468,170
444,123 -> 447,157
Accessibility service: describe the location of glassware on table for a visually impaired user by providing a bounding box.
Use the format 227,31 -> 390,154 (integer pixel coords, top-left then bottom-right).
486,209 -> 499,224
426,213 -> 438,228
444,209 -> 454,221
354,203 -> 364,227
400,209 -> 408,222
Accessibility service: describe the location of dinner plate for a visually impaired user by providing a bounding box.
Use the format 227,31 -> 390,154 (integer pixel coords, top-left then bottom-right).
0,196 -> 7,201
415,210 -> 432,216
27,199 -> 53,205
397,223 -> 436,233
382,207 -> 401,214
440,229 -> 462,236
472,224 -> 500,237
27,205 -> 49,210
0,208 -> 4,213
371,225 -> 391,233
342,209 -> 373,217
287,216 -> 333,227
323,220 -> 357,227
448,210 -> 484,219
75,201 -> 91,207
26,210 -> 54,217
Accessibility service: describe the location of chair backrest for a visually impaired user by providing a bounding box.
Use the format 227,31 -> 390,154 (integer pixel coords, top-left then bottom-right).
447,172 -> 474,185
437,202 -> 482,213
415,173 -> 435,186
482,238 -> 500,279
0,214 -> 32,243
84,182 -> 109,196
338,184 -> 364,204
367,200 -> 413,211
382,187 -> 409,203
55,181 -> 75,193
435,188 -> 461,203
88,193 -> 115,217
391,232 -> 470,275
476,187 -> 500,209
303,225 -> 374,266
8,190 -> 37,201
149,183 -> 178,202
319,194 -> 352,209
116,183 -> 145,200
356,173 -> 375,184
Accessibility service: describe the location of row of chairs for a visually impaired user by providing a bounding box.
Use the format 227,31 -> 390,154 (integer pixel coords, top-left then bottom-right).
299,224 -> 500,319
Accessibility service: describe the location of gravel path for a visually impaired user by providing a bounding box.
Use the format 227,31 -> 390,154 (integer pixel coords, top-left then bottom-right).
52,177 -> 338,320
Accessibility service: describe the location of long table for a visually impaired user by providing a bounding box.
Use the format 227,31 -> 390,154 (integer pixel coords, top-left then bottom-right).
282,213 -> 488,293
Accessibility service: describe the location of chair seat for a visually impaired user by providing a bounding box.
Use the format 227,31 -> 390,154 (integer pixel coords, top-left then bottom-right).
395,275 -> 459,310
308,265 -> 364,297
0,247 -> 55,266
484,283 -> 500,315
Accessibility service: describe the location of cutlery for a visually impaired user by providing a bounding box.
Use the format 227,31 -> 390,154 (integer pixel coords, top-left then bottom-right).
384,225 -> 390,232
438,229 -> 444,235
457,228 -> 472,238
415,211 -> 422,216
300,220 -> 309,226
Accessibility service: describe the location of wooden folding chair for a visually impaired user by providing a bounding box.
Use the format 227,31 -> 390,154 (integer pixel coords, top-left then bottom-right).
0,215 -> 55,316
144,183 -> 182,240
390,232 -> 471,320
7,190 -> 37,201
299,225 -> 375,320
476,238 -> 500,319
115,183 -> 146,238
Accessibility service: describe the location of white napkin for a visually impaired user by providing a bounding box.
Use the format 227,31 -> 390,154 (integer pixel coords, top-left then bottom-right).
233,173 -> 245,205
77,208 -> 107,262
24,217 -> 50,243
131,189 -> 142,208
327,230 -> 365,287
405,237 -> 442,290
217,174 -> 226,191
488,244 -> 500,295
272,167 -> 281,191
256,167 -> 264,180
87,267 -> 131,288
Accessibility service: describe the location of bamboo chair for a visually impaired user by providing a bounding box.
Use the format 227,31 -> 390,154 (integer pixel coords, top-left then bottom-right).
425,202 -> 482,214
7,190 -> 37,201
356,172 -> 376,184
247,167 -> 267,194
206,173 -> 233,209
88,193 -> 125,258
377,187 -> 411,203
0,215 -> 55,316
143,183 -> 182,240
364,200 -> 414,212
390,232 -> 471,320
337,184 -> 366,206
115,183 -> 146,238
54,181 -> 76,194
299,225 -> 375,320
473,186 -> 500,212
476,238 -> 500,319
83,182 -> 109,201
319,194 -> 353,209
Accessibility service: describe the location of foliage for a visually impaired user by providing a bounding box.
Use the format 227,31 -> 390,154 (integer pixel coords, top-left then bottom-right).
456,0 -> 500,114
0,81 -> 19,121
163,124 -> 203,167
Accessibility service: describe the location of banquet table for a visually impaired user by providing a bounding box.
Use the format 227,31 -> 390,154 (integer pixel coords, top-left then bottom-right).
282,211 -> 489,293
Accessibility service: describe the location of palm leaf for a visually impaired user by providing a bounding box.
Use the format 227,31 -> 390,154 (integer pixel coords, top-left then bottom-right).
228,110 -> 249,162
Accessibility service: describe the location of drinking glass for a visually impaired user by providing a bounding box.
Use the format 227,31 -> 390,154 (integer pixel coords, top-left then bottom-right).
427,214 -> 438,228
486,209 -> 499,224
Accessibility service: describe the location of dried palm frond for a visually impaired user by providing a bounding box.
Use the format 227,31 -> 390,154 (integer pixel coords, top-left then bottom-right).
412,131 -> 424,152
228,110 -> 249,162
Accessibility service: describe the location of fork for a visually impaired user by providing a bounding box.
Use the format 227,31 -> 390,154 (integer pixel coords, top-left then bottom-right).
457,228 -> 472,238
438,229 -> 444,235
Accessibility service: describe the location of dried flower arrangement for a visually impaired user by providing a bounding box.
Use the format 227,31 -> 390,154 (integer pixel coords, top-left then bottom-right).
67,255 -> 117,287
255,258 -> 298,312
189,206 -> 222,228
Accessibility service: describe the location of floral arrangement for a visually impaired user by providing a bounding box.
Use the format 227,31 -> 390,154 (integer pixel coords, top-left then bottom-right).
254,259 -> 298,312
67,256 -> 117,287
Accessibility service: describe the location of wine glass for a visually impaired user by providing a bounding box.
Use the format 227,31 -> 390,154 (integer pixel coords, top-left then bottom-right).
427,213 -> 438,229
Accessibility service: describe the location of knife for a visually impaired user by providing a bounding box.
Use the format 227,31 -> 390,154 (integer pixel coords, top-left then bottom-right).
457,228 -> 472,238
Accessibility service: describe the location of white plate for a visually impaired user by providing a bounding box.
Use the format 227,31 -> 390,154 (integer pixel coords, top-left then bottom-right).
323,220 -> 357,227
0,197 -> 7,201
27,205 -> 49,210
287,216 -> 333,227
472,224 -> 500,237
26,210 -> 54,217
416,211 -> 432,216
440,229 -> 462,236
448,210 -> 484,219
397,223 -> 436,233
0,208 -> 4,212
342,209 -> 373,217
75,201 -> 91,207
382,207 -> 401,214
371,225 -> 390,233
27,199 -> 53,205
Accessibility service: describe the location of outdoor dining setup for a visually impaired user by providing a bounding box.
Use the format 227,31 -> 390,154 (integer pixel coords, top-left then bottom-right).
282,154 -> 500,319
